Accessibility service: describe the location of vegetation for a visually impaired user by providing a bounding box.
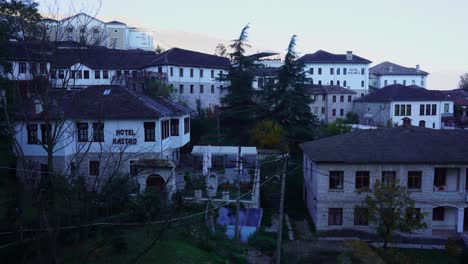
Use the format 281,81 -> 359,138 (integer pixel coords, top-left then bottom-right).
251,120 -> 286,151
362,179 -> 427,248
214,43 -> 228,58
145,77 -> 174,99
459,73 -> 468,91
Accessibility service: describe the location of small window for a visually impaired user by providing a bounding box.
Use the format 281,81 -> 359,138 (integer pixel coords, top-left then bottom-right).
190,85 -> 194,94
354,207 -> 368,226
322,95 -> 326,101
170,67 -> 173,77
394,105 -> 400,116
420,104 -> 425,116
348,95 -> 352,102
179,84 -> 184,93
179,68 -> 184,77
190,68 -> 194,78
27,124 -> 38,144
211,85 -> 215,94
340,109 -> 344,116
343,80 -> 347,87
444,103 -> 449,113
200,85 -> 204,94
144,122 -> 155,142
337,68 -> 341,75
434,168 -> 446,187
419,120 -> 426,127
355,171 -> 370,189
170,119 -> 179,136
184,117 -> 190,134
382,171 -> 396,186
330,68 -> 334,75
425,104 -> 431,115
403,80 -> 407,85
77,122 -> 88,142
58,70 -> 64,79
200,69 -> 203,78
361,80 -> 364,87
161,120 -> 170,139
406,104 -> 412,115
332,109 -> 336,116
40,124 -> 51,144
340,95 -> 344,102
95,70 -> 100,79
318,80 -> 322,85
343,68 -> 347,75
92,122 -> 104,142
89,161 -> 100,176
361,68 -> 365,75
309,68 -> 314,75
433,207 -> 444,221
431,104 -> 437,115
318,68 -> 322,75
332,96 -> 336,102
103,70 -> 108,79
39,63 -> 47,74
330,80 -> 334,85
337,80 -> 340,86
407,171 -> 422,189
384,80 -> 388,86
83,70 -> 90,79
329,171 -> 343,190
328,208 -> 343,226
321,107 -> 326,114
211,70 -> 214,78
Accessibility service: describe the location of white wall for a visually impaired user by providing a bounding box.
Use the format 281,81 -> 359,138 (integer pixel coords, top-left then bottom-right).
390,100 -> 454,129
373,74 -> 427,88
128,29 -> 153,51
9,61 -> 50,80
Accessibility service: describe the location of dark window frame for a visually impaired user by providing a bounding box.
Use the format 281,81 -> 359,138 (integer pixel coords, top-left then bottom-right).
184,117 -> 190,134
27,124 -> 38,144
144,122 -> 155,142
89,160 -> 100,176
328,208 -> 343,226
92,122 -> 104,142
355,171 -> 370,189
77,122 -> 88,142
329,171 -> 344,190
407,171 -> 422,189
170,119 -> 179,136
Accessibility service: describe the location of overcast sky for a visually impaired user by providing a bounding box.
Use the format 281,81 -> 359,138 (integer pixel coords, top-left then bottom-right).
38,0 -> 468,90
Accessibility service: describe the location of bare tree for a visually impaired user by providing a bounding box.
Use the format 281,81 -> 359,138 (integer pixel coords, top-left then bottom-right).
459,73 -> 468,91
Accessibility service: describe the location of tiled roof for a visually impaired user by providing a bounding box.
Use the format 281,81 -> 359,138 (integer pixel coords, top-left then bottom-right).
297,50 -> 371,64
17,85 -> 193,121
106,20 -> 126,25
441,89 -> 468,106
147,48 -> 231,69
300,126 -> 468,164
305,84 -> 357,95
0,41 -> 52,61
370,61 -> 428,76
354,84 -> 451,102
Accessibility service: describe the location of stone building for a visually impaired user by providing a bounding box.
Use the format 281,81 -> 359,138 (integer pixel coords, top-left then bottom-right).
306,85 -> 358,123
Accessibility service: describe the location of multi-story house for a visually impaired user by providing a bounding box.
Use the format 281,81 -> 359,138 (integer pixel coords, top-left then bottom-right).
14,85 -> 192,194
306,85 -> 358,123
297,50 -> 372,96
370,61 -> 429,88
42,13 -> 154,51
353,84 -> 454,129
441,89 -> 468,129
145,48 -> 231,110
301,120 -> 468,236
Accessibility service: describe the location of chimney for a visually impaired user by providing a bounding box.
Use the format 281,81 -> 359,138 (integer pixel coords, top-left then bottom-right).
346,51 -> 353,60
416,65 -> 420,72
402,117 -> 412,128
34,99 -> 43,114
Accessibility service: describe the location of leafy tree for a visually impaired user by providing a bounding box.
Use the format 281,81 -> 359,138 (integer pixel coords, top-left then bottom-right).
145,77 -> 174,99
154,44 -> 165,54
214,43 -> 227,57
324,118 -> 352,136
362,179 -> 426,248
220,25 -> 258,144
0,0 -> 42,40
261,35 -> 318,147
251,120 -> 287,151
459,73 -> 468,91
344,111 -> 359,124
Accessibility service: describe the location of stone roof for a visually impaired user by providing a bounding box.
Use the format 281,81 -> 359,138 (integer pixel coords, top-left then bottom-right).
370,61 -> 429,76
297,50 -> 371,64
147,48 -> 231,69
300,125 -> 468,164
106,20 -> 127,25
305,84 -> 357,95
354,84 -> 451,102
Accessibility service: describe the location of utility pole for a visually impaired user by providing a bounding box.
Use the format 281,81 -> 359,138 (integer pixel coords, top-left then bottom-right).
234,145 -> 242,242
275,153 -> 288,264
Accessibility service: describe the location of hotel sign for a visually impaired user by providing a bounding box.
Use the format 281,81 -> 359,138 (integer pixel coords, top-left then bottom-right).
347,68 -> 360,74
112,129 -> 137,145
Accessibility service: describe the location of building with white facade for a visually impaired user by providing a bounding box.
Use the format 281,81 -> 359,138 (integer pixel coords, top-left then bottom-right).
14,85 -> 192,194
370,61 -> 429,89
42,13 -> 154,51
353,84 -> 454,129
297,50 -> 372,96
301,122 -> 468,236
306,85 -> 358,123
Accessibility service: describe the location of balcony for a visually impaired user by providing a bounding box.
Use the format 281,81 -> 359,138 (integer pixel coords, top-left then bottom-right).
433,168 -> 461,192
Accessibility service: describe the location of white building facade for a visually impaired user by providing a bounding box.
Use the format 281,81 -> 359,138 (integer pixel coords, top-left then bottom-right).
370,61 -> 429,89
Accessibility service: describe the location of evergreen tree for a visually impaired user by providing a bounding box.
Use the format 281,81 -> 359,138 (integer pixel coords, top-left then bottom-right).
220,25 -> 258,144
261,35 -> 318,146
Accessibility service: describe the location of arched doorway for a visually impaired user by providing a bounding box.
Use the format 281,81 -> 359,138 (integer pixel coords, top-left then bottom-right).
146,174 -> 165,190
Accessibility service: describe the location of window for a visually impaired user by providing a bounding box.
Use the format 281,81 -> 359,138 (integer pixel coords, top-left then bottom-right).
84,70 -> 89,79
354,207 -> 369,226
425,104 -> 431,115
318,68 -> 322,75
407,171 -> 422,189
421,80 -> 424,87
361,68 -> 365,75
29,63 -> 36,74
179,84 -> 184,93
434,168 -> 446,188
170,67 -> 173,77
19,62 -> 26,73
211,85 -> 215,94
355,171 -> 370,189
444,103 -> 449,113
77,122 -> 88,142
337,68 -> 340,75
403,80 -> 406,85
431,104 -> 437,115
59,70 -> 64,79
199,69 -> 204,78
158,67 -> 162,73
200,85 -> 204,94
318,80 -> 322,85
329,171 -> 343,190
75,70 -> 82,79
190,85 -> 194,94
190,68 -> 194,77
433,207 -> 444,221
361,80 -> 364,87
419,120 -> 426,127
340,109 -> 344,116
92,122 -> 104,142
382,171 -> 396,185
420,104 -> 425,115
322,95 -> 326,101
103,70 -> 108,79
332,96 -> 336,102
401,104 -> 406,116
40,63 -> 47,74
184,117 -> 190,134
330,68 -> 334,75
116,70 -> 122,76
321,107 -> 326,114
313,107 -> 318,114
179,68 -> 184,77
394,80 -> 397,84
384,80 -> 388,86
340,95 -> 344,102
95,70 -> 100,79
144,122 -> 155,142
328,208 -> 343,225
412,80 -> 416,85
40,124 -> 51,144
348,95 -> 352,102
343,68 -> 347,75
170,119 -> 179,136
161,120 -> 170,139
406,104 -> 411,115
219,70 -> 223,78
89,161 -> 99,176
27,124 -> 38,144
211,70 -> 214,78
394,105 -> 400,116
309,68 -> 314,75
332,109 -> 336,116
330,80 -> 334,85
130,161 -> 138,176
343,80 -> 347,87
337,80 -> 340,86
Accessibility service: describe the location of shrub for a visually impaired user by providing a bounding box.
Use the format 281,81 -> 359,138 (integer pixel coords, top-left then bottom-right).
445,237 -> 459,257
248,231 -> 276,254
